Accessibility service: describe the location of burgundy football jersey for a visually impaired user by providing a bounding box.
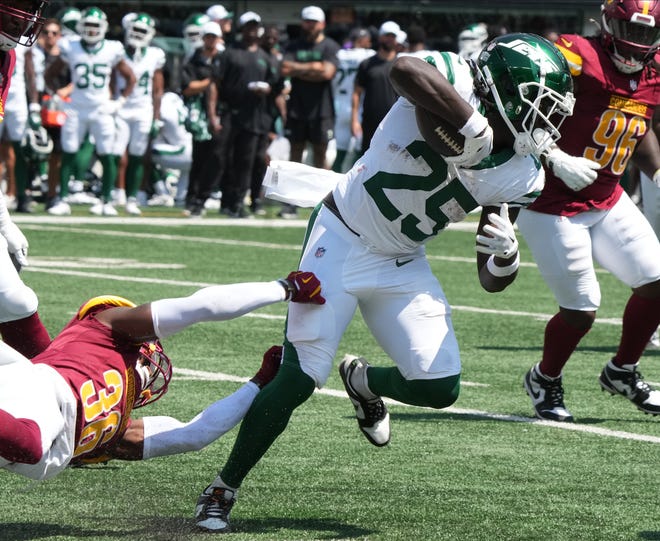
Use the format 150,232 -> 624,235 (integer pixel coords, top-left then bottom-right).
530,34 -> 660,216
32,303 -> 142,461
0,49 -> 16,123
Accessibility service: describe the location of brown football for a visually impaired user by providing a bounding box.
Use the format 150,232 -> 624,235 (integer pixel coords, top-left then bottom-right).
415,105 -> 465,157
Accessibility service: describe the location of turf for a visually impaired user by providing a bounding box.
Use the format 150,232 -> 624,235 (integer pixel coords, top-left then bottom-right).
2,211 -> 659,541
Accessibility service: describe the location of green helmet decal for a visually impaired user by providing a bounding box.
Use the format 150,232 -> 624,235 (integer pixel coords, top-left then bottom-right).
76,6 -> 108,45
474,33 -> 575,157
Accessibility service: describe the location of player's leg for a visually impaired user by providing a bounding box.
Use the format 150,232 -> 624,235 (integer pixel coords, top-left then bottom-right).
196,209 -> 358,532
517,208 -> 601,421
90,112 -> 120,215
125,115 -> 152,215
49,108 -> 83,215
0,236 -> 50,358
591,193 -> 660,414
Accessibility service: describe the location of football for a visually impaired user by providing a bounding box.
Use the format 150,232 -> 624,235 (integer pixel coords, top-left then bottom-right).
415,105 -> 465,157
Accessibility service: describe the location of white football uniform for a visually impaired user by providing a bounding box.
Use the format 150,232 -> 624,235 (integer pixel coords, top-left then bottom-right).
332,47 -> 375,151
0,46 -> 28,142
287,51 -> 545,387
59,38 -> 126,154
113,46 -> 166,157
151,92 -> 192,198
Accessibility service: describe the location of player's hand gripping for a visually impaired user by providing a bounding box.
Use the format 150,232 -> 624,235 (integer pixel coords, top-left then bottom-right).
251,345 -> 283,388
475,203 -> 519,258
445,110 -> 493,168
545,146 -> 600,191
280,271 -> 326,304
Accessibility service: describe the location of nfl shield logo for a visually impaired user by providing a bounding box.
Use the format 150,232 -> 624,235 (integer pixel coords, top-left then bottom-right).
315,247 -> 326,258
630,79 -> 638,91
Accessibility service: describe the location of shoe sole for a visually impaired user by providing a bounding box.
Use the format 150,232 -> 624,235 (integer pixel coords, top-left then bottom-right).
339,359 -> 390,447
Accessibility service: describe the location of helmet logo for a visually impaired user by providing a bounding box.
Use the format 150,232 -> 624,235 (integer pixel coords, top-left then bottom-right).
499,39 -> 563,74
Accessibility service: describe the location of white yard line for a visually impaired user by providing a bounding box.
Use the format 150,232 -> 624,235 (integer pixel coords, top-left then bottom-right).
175,367 -> 660,445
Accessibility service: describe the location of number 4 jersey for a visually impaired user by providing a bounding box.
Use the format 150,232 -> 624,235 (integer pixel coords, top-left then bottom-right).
529,34 -> 659,216
334,50 -> 544,256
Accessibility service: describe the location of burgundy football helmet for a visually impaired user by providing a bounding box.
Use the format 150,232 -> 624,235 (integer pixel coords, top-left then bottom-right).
0,0 -> 49,51
133,340 -> 173,408
601,0 -> 660,72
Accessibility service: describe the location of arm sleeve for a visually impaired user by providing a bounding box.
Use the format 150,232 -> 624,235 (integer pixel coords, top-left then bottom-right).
0,409 -> 43,464
141,382 -> 259,459
150,281 -> 286,339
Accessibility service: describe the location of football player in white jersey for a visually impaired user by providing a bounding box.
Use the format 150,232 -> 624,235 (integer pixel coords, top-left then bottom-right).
0,45 -> 41,213
113,12 -> 165,215
149,89 -> 192,207
331,28 -> 375,173
45,6 -> 136,216
194,34 -> 597,533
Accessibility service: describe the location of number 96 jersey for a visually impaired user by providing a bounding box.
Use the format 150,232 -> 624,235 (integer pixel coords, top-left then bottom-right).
530,34 -> 660,216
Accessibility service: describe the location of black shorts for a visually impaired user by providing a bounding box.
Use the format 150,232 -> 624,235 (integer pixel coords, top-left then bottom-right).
284,117 -> 334,145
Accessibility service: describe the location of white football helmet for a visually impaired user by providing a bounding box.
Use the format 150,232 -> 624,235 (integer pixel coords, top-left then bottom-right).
124,12 -> 156,49
76,6 -> 108,45
0,0 -> 49,51
458,23 -> 489,61
57,6 -> 80,37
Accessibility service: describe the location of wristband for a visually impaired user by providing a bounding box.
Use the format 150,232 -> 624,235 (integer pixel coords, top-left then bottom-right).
29,102 -> 41,114
486,252 -> 520,277
277,278 -> 295,301
458,109 -> 489,138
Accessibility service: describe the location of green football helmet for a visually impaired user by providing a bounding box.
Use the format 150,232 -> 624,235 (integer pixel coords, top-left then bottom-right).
124,12 -> 156,48
57,7 -> 81,36
76,6 -> 108,45
473,33 -> 575,157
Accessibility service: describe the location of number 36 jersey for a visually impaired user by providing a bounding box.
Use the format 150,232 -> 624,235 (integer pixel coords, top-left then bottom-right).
530,34 -> 659,216
334,50 -> 544,256
60,37 -> 126,109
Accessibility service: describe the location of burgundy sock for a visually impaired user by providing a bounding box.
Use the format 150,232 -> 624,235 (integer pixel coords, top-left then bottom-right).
613,293 -> 660,368
0,312 -> 51,358
538,313 -> 590,378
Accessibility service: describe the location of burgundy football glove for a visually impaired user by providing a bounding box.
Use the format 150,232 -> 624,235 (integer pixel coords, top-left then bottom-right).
252,345 -> 283,388
281,271 -> 326,304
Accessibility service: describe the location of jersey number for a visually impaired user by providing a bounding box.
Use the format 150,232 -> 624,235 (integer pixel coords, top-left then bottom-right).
73,369 -> 124,457
364,141 -> 478,242
74,62 -> 111,89
584,109 -> 647,176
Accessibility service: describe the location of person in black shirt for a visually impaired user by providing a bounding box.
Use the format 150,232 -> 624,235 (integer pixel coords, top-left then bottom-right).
210,11 -> 278,218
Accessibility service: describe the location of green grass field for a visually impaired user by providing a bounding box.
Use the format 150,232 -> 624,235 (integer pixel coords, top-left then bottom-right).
2,209 -> 659,541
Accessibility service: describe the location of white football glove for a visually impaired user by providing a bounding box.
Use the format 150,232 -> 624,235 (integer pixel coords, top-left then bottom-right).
445,110 -> 493,168
1,221 -> 29,267
475,203 -> 519,258
545,146 -> 600,191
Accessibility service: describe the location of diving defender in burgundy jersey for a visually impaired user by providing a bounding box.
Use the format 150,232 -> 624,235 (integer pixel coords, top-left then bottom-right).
518,0 -> 660,422
0,0 -> 51,359
0,271 -> 325,480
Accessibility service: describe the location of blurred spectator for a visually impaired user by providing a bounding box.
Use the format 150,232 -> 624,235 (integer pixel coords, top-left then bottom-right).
351,21 -> 400,157
206,4 -> 233,48
457,22 -> 488,61
279,5 -> 340,218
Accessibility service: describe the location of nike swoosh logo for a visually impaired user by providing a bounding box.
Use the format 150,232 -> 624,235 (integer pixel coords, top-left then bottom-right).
561,37 -> 573,48
395,258 -> 414,267
301,276 -> 313,283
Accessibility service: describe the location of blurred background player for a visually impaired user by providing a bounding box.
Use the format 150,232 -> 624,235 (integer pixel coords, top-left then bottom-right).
457,22 -> 489,61
182,12 -> 210,62
45,6 -> 136,216
331,27 -> 374,173
0,0 -> 51,359
113,12 -> 165,216
518,0 -> 660,421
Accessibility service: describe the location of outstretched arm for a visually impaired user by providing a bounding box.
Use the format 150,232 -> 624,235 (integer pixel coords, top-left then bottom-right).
95,272 -> 325,342
104,346 -> 283,461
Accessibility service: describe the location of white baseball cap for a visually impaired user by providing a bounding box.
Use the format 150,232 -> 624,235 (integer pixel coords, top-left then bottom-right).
379,21 -> 401,36
238,11 -> 261,28
301,6 -> 325,22
202,21 -> 222,37
206,5 -> 233,21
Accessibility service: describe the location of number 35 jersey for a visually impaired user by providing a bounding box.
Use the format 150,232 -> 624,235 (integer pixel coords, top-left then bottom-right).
530,34 -> 660,216
334,50 -> 544,256
60,37 -> 126,109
